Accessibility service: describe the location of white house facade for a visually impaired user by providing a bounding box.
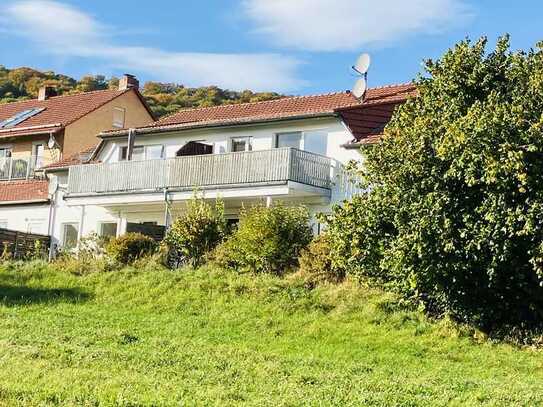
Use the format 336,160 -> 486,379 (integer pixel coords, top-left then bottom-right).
0,84 -> 416,250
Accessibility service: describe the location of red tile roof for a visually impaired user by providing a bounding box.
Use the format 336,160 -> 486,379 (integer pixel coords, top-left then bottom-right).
0,88 -> 134,139
154,92 -> 360,127
100,83 -> 417,138
338,84 -> 417,144
43,146 -> 97,170
0,180 -> 49,203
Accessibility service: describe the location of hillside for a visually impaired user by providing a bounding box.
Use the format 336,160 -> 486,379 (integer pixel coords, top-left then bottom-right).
0,66 -> 284,118
0,262 -> 541,405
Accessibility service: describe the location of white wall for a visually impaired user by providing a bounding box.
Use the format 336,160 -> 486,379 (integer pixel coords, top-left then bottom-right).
0,204 -> 50,235
99,117 -> 362,164
41,117 -> 364,247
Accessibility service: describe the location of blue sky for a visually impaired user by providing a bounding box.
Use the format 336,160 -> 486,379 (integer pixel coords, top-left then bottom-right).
0,0 -> 542,94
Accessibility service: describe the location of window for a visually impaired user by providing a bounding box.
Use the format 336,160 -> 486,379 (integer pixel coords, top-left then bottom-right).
276,132 -> 302,149
146,145 -> 164,160
303,130 -> 328,156
113,107 -> 126,129
275,130 -> 328,155
98,222 -> 118,239
0,220 -> 7,229
120,145 -> 163,161
0,147 -> 12,159
231,137 -> 253,152
32,143 -> 44,168
62,223 -> 79,248
0,107 -> 45,129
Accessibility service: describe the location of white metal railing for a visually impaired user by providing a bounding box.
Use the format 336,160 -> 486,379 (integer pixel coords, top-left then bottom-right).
0,156 -> 43,181
67,148 -> 332,195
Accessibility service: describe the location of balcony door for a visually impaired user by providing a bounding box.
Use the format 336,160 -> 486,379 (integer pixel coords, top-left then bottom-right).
176,141 -> 213,157
276,131 -> 327,156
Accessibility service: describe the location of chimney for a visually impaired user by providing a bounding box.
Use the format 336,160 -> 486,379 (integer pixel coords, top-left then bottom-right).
119,74 -> 139,91
38,86 -> 57,101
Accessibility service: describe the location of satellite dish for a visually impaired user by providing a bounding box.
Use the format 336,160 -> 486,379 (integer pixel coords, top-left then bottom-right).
353,53 -> 371,75
47,134 -> 57,149
352,78 -> 367,100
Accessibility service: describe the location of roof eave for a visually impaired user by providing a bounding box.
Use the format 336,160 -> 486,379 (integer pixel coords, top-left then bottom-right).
99,112 -> 339,139
0,198 -> 50,206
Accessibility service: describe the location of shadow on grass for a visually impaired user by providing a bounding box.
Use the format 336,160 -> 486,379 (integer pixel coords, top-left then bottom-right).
0,284 -> 91,306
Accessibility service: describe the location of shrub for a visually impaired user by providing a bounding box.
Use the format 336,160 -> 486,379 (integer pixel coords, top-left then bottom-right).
163,196 -> 226,268
298,234 -> 344,284
325,36 -> 543,333
214,203 -> 312,275
106,233 -> 157,265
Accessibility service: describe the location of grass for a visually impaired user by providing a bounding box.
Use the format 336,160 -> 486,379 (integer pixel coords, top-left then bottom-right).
0,260 -> 542,406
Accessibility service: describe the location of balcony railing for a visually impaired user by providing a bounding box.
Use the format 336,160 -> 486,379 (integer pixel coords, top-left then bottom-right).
67,148 -> 332,195
0,156 -> 43,181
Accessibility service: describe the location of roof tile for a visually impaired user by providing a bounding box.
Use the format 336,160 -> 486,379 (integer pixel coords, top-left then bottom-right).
0,89 -> 131,137
0,180 -> 49,203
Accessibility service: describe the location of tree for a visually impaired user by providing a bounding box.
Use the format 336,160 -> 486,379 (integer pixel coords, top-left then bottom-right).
325,36 -> 543,332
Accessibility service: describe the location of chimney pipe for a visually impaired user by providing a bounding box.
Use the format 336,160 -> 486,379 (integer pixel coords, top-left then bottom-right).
38,86 -> 57,101
119,74 -> 139,91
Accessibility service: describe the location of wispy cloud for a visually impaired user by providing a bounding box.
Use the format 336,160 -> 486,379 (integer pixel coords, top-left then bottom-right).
243,0 -> 473,51
0,0 -> 304,91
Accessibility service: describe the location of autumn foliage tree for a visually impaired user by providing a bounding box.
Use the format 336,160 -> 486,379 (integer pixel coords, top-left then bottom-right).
325,36 -> 543,333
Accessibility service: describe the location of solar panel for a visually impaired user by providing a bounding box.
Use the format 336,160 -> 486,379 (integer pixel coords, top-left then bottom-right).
0,107 -> 46,129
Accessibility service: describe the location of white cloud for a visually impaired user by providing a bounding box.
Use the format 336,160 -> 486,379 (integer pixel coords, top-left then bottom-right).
243,0 -> 472,51
0,0 -> 304,91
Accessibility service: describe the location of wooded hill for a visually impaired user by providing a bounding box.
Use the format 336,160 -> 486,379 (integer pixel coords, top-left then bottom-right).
0,66 -> 284,118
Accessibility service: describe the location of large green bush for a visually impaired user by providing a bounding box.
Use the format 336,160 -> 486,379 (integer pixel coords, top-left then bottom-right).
215,203 -> 313,275
298,233 -> 345,284
163,197 -> 226,267
106,233 -> 157,265
326,36 -> 543,332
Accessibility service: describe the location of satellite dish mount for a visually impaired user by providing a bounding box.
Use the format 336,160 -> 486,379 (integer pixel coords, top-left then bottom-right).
351,53 -> 371,101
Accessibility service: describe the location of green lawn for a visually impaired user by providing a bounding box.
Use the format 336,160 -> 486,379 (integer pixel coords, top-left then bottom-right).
0,261 -> 541,406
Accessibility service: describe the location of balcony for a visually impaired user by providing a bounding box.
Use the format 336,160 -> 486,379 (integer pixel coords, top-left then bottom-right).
0,156 -> 43,181
67,148 -> 333,197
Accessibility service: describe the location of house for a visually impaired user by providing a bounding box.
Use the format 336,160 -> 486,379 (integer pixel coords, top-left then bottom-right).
0,74 -> 155,234
44,83 -> 416,248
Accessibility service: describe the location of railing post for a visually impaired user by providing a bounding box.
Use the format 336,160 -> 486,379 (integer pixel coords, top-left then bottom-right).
7,158 -> 13,181
26,156 -> 32,179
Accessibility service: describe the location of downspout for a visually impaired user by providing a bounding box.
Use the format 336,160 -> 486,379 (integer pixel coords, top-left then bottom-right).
47,177 -> 59,261
163,188 -> 171,230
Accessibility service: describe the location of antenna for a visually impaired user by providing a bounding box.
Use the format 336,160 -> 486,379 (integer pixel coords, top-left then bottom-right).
352,78 -> 367,100
353,53 -> 371,75
351,53 -> 371,101
47,133 -> 57,149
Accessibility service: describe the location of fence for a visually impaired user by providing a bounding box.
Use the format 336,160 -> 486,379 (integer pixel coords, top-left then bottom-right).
0,228 -> 51,260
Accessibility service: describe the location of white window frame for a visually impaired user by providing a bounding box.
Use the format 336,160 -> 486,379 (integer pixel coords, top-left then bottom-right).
61,222 -> 79,248
32,141 -> 45,168
119,144 -> 164,161
0,144 -> 13,158
0,219 -> 8,229
98,222 -> 118,238
230,136 -> 253,152
275,129 -> 328,156
113,107 -> 126,129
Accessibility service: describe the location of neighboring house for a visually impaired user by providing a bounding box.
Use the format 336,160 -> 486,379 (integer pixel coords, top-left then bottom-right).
0,74 -> 155,234
44,84 -> 416,248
